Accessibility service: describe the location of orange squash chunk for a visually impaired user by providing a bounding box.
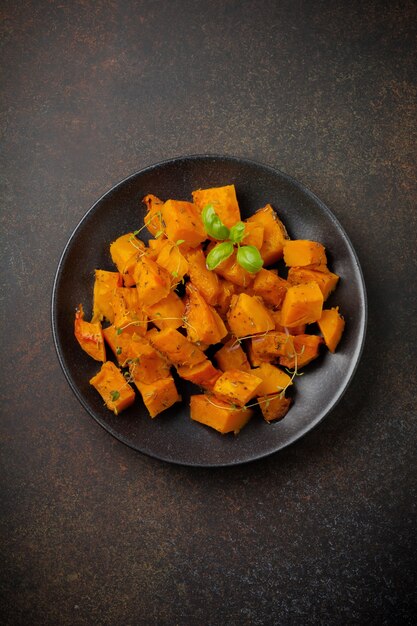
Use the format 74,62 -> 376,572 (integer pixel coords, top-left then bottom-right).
252,362 -> 292,396
149,328 -> 207,367
135,376 -> 181,418
91,270 -> 123,323
269,310 -> 306,335
74,304 -> 106,362
161,199 -> 206,248
177,360 -> 221,390
252,269 -> 289,308
279,334 -> 323,369
213,369 -> 262,407
144,291 -> 185,330
184,283 -> 228,346
287,265 -> 339,300
213,279 -> 236,318
317,307 -> 345,352
90,361 -> 135,415
259,394 -> 292,422
126,334 -> 170,384
142,194 -> 165,237
214,250 -> 254,288
187,248 -> 221,305
190,394 -> 253,434
102,324 -> 134,365
247,204 -> 289,265
133,256 -> 171,307
110,233 -> 145,285
242,221 -> 264,249
192,184 -> 241,228
110,288 -> 147,337
227,293 -> 275,338
280,282 -> 324,327
250,331 -> 293,363
283,240 -> 327,267
156,240 -> 189,286
214,339 -> 251,372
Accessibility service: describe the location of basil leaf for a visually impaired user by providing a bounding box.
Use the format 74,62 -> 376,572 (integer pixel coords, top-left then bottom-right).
206,242 -> 234,270
229,221 -> 245,244
236,245 -> 263,273
202,204 -> 230,240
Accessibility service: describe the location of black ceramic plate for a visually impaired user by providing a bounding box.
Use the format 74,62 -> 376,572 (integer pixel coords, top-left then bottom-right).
52,155 -> 367,466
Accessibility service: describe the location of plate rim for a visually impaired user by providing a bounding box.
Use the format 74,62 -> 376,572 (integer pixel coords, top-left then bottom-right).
51,153 -> 368,467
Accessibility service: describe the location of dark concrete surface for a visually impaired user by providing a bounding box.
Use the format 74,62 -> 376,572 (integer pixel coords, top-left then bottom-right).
1,1 -> 416,624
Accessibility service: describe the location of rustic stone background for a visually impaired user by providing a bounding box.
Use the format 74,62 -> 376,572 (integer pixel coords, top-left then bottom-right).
1,1 -> 416,624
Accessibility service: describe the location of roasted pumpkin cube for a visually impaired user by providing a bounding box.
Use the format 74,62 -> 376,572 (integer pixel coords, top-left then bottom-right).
135,376 -> 181,418
250,331 -> 293,363
213,279 -> 236,318
213,250 -> 254,288
149,328 -> 207,366
252,269 -> 289,308
283,240 -> 327,267
187,248 -> 222,305
142,194 -> 165,237
184,283 -> 228,346
161,199 -> 206,248
156,240 -> 189,286
190,394 -> 253,434
213,369 -> 262,407
287,265 -> 339,300
280,282 -> 324,327
242,221 -> 264,249
279,334 -> 323,369
126,334 -> 170,384
259,394 -> 292,422
133,256 -> 171,307
91,270 -> 123,323
90,361 -> 135,415
75,304 -> 106,362
177,360 -> 221,390
144,291 -> 185,330
247,204 -> 289,265
269,310 -> 306,335
227,293 -> 275,338
102,324 -> 134,365
147,236 -> 167,259
214,339 -> 251,372
110,233 -> 145,283
317,307 -> 345,352
192,184 -> 241,228
252,362 -> 293,396
110,288 -> 147,337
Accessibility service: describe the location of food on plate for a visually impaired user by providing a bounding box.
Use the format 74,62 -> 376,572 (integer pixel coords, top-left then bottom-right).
74,183 -> 345,434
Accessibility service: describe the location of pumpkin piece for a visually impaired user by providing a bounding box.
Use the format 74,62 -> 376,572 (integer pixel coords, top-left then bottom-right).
247,204 -> 289,265
227,293 -> 275,338
177,360 -> 221,390
110,233 -> 145,285
90,361 -> 135,415
252,269 -> 289,308
214,339 -> 251,372
213,250 -> 254,288
280,282 -> 324,327
126,334 -> 171,384
283,240 -> 327,267
287,265 -> 339,300
317,307 -> 345,352
190,394 -> 253,434
186,248 -> 222,305
161,199 -> 206,248
192,184 -> 241,228
110,288 -> 147,337
133,256 -> 171,307
184,283 -> 228,346
91,270 -> 123,323
250,331 -> 293,363
259,394 -> 292,422
148,327 -> 207,367
142,194 -> 165,237
135,376 -> 181,418
246,340 -> 267,367
242,221 -> 264,249
213,369 -> 263,407
144,291 -> 185,330
269,310 -> 306,335
252,362 -> 293,396
156,240 -> 189,286
213,279 -> 236,318
147,237 -> 167,259
279,334 -> 323,369
75,304 -> 106,362
102,324 -> 134,365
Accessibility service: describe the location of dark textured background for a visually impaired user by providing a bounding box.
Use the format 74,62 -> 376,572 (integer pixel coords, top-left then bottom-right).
1,1 -> 416,624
